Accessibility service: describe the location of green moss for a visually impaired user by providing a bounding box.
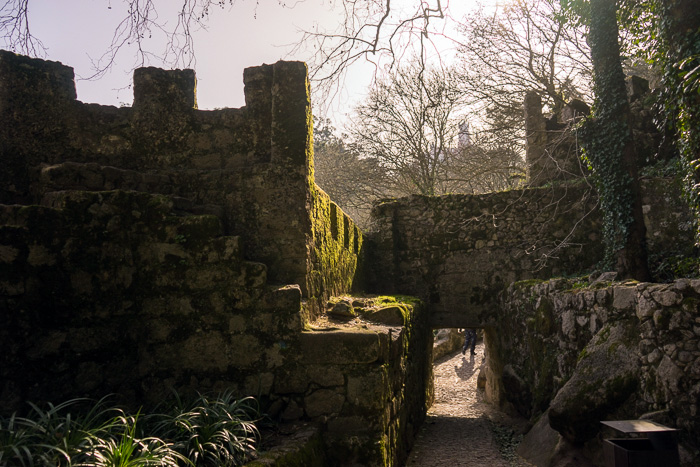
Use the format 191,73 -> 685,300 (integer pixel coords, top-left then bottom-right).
578,348 -> 589,362
512,279 -> 545,290
374,295 -> 420,306
307,185 -> 366,314
597,326 -> 612,344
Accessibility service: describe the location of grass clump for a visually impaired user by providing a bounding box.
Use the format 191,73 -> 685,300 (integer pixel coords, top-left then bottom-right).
0,391 -> 260,467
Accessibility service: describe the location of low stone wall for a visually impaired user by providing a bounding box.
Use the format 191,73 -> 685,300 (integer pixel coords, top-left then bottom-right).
264,297 -> 433,466
491,277 -> 700,463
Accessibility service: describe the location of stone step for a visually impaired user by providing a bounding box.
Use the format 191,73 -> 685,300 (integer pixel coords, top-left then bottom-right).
35,161 -> 175,196
0,190 -> 267,301
33,162 -> 224,217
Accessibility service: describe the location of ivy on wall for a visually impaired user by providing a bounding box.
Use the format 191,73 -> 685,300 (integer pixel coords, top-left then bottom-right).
580,117 -> 634,268
655,0 -> 700,245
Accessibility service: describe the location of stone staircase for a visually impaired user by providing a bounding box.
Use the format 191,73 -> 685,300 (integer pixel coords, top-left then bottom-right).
0,164 -> 304,409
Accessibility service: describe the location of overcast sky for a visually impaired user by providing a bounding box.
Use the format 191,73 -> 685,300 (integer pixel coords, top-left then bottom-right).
17,0 -> 498,123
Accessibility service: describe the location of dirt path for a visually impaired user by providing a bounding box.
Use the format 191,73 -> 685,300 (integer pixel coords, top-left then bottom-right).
406,341 -> 532,467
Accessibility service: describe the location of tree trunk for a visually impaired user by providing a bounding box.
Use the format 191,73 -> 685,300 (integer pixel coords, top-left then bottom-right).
586,0 -> 650,280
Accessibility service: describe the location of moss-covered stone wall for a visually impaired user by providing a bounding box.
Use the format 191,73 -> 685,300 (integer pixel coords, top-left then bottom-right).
368,185 -> 604,328
0,190 -> 303,409
0,51 -> 399,466
0,50 -> 362,308
271,297 -> 433,466
306,185 -> 364,319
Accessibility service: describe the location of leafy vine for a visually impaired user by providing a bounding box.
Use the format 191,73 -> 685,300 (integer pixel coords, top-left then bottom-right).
579,0 -> 639,271
655,1 -> 700,244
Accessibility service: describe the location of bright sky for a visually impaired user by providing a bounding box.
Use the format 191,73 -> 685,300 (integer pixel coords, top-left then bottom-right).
17,0 -> 500,123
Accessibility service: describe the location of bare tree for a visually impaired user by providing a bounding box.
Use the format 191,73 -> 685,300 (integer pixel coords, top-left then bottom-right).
0,0 -> 292,78
453,0 -> 591,158
458,0 -> 591,110
0,0 -> 44,56
446,132 -> 526,194
348,60 -> 462,196
347,59 -> 523,197
295,0 -> 453,100
313,117 -> 390,228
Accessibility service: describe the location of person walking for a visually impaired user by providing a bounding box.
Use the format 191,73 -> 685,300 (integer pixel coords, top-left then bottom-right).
462,328 -> 477,355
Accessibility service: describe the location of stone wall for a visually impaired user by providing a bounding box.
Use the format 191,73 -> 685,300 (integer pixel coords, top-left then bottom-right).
3,49 -> 698,465
0,51 -> 405,465
307,186 -> 365,318
494,278 -> 700,464
367,178 -> 693,328
275,298 -> 433,466
524,76 -> 664,188
368,184 -> 604,327
0,190 -> 302,408
0,50 -> 362,313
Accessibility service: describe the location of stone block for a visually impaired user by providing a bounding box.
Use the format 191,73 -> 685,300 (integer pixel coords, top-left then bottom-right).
281,399 -> 305,421
304,388 -> 345,418
326,415 -> 373,435
0,50 -> 76,129
363,305 -> 407,326
612,285 -> 637,311
274,367 -> 311,394
637,292 -> 658,321
133,67 -> 196,111
651,284 -> 682,307
346,368 -> 388,409
299,330 -> 387,365
307,365 -> 346,387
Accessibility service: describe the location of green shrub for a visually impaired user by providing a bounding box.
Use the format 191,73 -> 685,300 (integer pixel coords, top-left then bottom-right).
146,391 -> 260,467
0,392 -> 260,467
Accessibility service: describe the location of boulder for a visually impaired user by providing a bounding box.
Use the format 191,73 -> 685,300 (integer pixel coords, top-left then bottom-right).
363,305 -> 407,326
328,299 -> 355,320
518,411 -> 600,467
548,322 -> 640,444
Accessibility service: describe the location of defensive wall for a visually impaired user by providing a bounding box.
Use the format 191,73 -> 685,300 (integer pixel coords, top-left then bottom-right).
0,51 -> 428,466
0,50 -> 361,315
2,49 -> 699,464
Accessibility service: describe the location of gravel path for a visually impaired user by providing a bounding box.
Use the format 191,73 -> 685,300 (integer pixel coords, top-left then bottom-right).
406,341 -> 533,467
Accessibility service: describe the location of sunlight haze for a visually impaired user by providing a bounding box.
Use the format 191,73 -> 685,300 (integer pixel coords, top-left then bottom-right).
19,0 -> 501,120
